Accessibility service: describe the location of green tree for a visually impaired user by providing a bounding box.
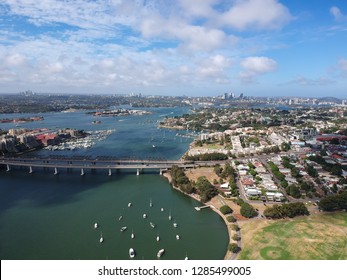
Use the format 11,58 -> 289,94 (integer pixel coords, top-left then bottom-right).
227,216 -> 236,223
319,191 -> 347,211
228,243 -> 241,253
240,203 -> 258,218
220,205 -> 233,215
232,233 -> 240,241
331,165 -> 343,177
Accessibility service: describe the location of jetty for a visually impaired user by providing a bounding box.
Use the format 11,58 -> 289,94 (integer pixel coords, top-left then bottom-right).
194,205 -> 210,211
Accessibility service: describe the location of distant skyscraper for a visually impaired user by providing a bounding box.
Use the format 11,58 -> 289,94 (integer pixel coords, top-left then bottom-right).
239,93 -> 244,99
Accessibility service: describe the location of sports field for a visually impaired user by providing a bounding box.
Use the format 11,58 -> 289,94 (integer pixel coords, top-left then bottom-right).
239,212 -> 347,260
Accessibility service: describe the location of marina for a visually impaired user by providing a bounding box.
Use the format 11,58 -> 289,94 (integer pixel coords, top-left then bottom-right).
43,129 -> 115,151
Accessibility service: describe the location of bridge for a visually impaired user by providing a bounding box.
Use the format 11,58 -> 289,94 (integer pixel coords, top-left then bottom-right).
0,156 -> 210,176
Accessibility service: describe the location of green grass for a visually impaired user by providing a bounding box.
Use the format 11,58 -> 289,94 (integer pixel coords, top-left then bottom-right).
239,212 -> 347,260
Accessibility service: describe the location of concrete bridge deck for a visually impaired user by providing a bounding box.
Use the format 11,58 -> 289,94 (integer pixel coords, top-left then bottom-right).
0,156 -> 209,175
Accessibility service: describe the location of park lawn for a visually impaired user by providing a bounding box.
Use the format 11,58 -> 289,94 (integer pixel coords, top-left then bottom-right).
203,143 -> 224,149
239,212 -> 347,260
185,167 -> 220,184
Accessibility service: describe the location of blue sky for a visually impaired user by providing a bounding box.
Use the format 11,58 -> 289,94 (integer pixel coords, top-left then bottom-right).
0,0 -> 346,98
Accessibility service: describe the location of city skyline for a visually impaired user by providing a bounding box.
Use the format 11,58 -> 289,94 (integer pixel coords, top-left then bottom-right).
0,0 -> 346,97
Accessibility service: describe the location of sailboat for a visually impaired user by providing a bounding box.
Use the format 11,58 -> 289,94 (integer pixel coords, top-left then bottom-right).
129,248 -> 135,258
131,230 -> 135,239
176,234 -> 180,240
184,253 -> 189,260
168,211 -> 172,221
157,249 -> 165,258
99,231 -> 104,243
156,232 -> 160,242
94,223 -> 98,229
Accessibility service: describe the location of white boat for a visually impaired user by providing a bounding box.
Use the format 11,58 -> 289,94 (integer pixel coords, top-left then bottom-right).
118,215 -> 123,221
150,222 -> 156,228
94,223 -> 98,229
176,235 -> 180,240
160,208 -> 164,212
128,202 -> 132,207
173,223 -> 178,228
143,214 -> 147,219
157,249 -> 165,258
131,230 -> 135,239
152,145 -> 156,148
184,253 -> 189,260
99,232 -> 104,243
129,248 -> 135,258
168,211 -> 172,221
149,199 -> 153,207
156,233 -> 160,242
120,226 -> 127,232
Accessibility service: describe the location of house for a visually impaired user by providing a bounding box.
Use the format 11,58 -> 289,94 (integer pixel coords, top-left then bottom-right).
246,188 -> 261,197
266,192 -> 285,202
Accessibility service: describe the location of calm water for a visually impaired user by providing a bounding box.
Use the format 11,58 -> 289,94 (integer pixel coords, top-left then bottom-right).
0,107 -> 228,260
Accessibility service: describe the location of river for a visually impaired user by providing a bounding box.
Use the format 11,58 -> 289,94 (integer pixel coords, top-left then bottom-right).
0,107 -> 229,260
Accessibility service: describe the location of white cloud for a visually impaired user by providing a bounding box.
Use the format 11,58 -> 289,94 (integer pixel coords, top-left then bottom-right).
330,6 -> 347,21
198,54 -> 233,80
177,0 -> 219,18
0,0 -> 295,93
241,56 -> 277,73
283,76 -> 335,86
5,53 -> 27,66
338,58 -> 347,71
239,56 -> 277,83
218,0 -> 292,30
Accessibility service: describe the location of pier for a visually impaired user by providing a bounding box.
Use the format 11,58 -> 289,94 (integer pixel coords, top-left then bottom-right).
194,205 -> 211,211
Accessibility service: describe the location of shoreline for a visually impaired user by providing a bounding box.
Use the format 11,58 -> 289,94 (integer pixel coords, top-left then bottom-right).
162,171 -> 234,260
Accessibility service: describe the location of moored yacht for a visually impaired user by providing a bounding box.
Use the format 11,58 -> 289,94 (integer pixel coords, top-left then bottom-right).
128,202 -> 132,207
157,249 -> 165,258
94,223 -> 98,229
120,226 -> 127,232
129,248 -> 135,258
99,232 -> 104,243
